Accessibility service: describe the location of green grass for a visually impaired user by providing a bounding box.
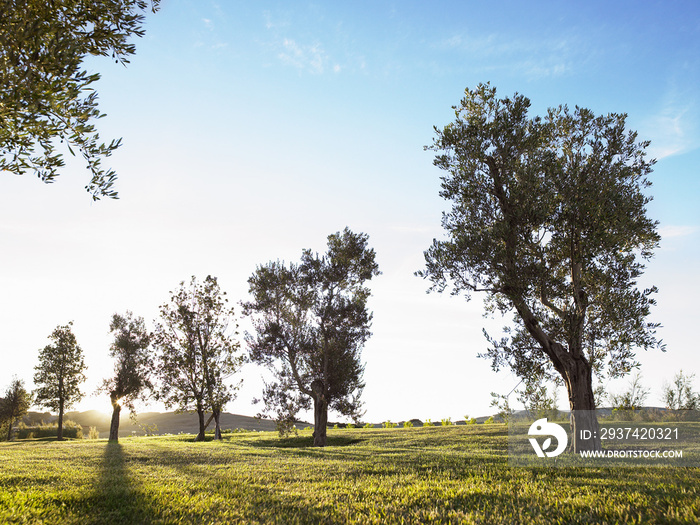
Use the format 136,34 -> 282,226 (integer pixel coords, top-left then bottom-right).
1,426 -> 699,524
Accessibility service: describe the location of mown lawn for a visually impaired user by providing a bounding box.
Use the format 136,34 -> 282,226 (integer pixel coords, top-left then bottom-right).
0,425 -> 698,524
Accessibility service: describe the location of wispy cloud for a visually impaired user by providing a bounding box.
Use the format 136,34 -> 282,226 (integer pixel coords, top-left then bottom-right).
263,10 -> 290,30
658,225 -> 699,239
277,38 -> 340,75
432,32 -> 580,80
642,73 -> 699,159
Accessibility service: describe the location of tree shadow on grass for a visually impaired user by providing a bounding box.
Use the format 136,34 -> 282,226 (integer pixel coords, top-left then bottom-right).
236,434 -> 366,449
86,441 -> 158,525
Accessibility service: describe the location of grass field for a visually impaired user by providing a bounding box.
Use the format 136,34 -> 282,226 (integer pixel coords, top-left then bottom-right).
1,425 -> 699,524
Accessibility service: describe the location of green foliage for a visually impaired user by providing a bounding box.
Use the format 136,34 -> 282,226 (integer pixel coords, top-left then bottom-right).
33,322 -> 87,440
245,228 -> 380,446
363,423 -> 372,429
16,419 -> 83,439
490,392 -> 515,424
87,426 -> 100,440
423,419 -> 432,427
2,427 -> 699,523
99,311 -> 153,441
484,416 -> 495,425
441,418 -> 452,426
420,83 -> 663,427
517,381 -> 560,420
0,376 -> 32,440
465,417 -> 476,425
129,415 -> 159,436
403,421 -> 413,428
153,275 -> 244,441
100,312 -> 152,410
382,421 -> 397,428
608,372 -> 650,416
0,0 -> 160,199
663,370 -> 700,411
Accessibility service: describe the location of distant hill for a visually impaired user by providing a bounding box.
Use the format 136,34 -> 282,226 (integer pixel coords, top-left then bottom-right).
20,410 -> 310,438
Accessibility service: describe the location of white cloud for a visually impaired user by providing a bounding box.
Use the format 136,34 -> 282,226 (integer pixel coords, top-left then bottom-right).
643,78 -> 699,159
278,38 -> 329,75
658,225 -> 699,239
433,32 -> 579,80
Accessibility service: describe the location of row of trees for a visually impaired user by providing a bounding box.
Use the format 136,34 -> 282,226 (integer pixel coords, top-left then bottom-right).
9,228 -> 378,447
24,276 -> 244,443
2,0 -> 674,451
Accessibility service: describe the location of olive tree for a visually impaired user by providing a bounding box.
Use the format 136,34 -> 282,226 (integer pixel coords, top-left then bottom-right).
99,312 -> 152,442
153,276 -> 244,441
33,322 -> 87,440
244,228 -> 380,447
419,84 -> 663,451
0,377 -> 32,440
0,0 -> 159,199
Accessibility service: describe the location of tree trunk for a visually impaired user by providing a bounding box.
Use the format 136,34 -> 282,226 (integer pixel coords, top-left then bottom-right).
195,406 -> 206,441
109,395 -> 121,442
312,394 -> 328,447
213,407 -> 222,440
7,419 -> 13,441
562,355 -> 601,452
57,402 -> 64,441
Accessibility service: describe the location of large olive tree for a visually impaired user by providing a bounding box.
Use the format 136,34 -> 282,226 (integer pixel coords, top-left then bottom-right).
245,228 -> 379,447
419,84 -> 663,451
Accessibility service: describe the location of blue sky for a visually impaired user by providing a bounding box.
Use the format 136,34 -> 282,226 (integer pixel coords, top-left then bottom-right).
1,0 -> 699,422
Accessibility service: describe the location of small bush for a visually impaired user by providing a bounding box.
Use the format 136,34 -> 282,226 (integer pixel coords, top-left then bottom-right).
423,419 -> 432,427
466,418 -> 476,425
17,419 -> 83,439
346,423 -> 355,429
86,426 -> 99,439
383,421 -> 397,429
484,416 -> 495,425
441,418 -> 452,426
403,421 -> 413,428
363,423 -> 372,429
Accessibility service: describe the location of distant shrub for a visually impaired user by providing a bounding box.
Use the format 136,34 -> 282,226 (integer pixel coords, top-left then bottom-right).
86,426 -> 99,439
484,416 -> 495,425
17,419 -> 83,439
333,424 -> 339,429
363,423 -> 372,429
403,421 -> 413,428
423,419 -> 432,427
441,418 -> 452,426
383,421 -> 397,429
465,417 -> 476,425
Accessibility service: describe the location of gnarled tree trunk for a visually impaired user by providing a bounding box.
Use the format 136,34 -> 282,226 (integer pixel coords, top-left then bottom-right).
563,355 -> 601,452
109,393 -> 121,442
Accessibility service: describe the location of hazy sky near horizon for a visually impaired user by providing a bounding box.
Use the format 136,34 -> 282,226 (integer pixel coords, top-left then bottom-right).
1,0 -> 699,422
